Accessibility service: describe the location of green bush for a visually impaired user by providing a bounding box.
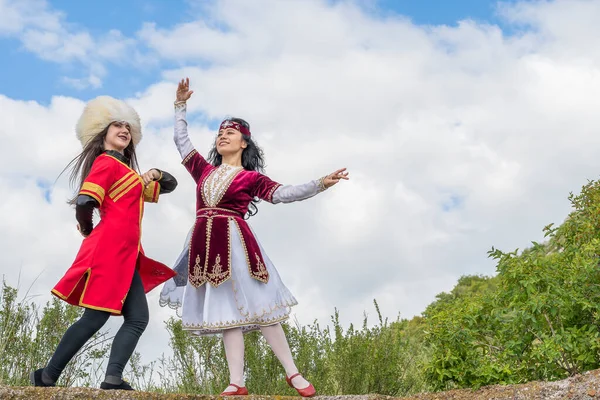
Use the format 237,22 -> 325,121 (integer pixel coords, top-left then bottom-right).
423,179 -> 600,390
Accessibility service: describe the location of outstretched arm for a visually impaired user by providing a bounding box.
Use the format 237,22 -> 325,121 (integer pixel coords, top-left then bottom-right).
272,180 -> 323,204
262,168 -> 350,204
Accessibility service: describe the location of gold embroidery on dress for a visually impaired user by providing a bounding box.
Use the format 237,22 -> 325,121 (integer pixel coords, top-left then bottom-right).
207,254 -> 230,283
182,149 -> 197,165
266,183 -> 281,203
189,254 -> 206,287
231,219 -> 252,278
317,176 -> 328,192
203,217 -> 231,287
229,218 -> 268,284
228,217 -> 233,281
186,219 -> 198,286
194,255 -> 202,276
213,254 -> 223,274
255,253 -> 268,277
182,312 -> 293,332
203,216 -> 213,280
202,164 -> 243,207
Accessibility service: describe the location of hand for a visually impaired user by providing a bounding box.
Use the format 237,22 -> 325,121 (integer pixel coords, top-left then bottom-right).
176,77 -> 194,102
77,224 -> 90,238
141,169 -> 160,186
322,168 -> 349,189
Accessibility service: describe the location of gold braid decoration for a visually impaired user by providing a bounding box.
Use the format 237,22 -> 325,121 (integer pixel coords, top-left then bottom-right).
317,176 -> 328,193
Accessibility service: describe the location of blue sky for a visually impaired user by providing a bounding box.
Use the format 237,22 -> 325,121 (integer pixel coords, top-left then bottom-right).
375,0 -> 516,25
0,0 -> 517,104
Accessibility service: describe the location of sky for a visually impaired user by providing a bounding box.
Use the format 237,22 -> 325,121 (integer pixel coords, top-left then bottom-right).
2,0 -> 600,383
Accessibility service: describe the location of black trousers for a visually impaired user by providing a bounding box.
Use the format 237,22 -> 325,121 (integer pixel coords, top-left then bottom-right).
44,270 -> 149,382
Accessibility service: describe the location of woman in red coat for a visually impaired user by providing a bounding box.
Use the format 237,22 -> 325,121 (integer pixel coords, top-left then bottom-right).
30,96 -> 177,391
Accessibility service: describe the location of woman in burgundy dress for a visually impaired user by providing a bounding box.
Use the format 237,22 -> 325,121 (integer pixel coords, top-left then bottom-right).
160,78 -> 348,397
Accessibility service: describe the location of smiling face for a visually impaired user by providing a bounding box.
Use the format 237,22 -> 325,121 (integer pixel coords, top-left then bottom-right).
216,127 -> 247,157
103,121 -> 132,153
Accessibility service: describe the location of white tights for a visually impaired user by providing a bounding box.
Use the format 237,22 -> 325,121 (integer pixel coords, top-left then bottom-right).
221,324 -> 309,392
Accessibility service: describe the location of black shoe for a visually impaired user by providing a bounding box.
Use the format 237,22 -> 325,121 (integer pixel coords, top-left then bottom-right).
29,368 -> 55,387
100,379 -> 134,391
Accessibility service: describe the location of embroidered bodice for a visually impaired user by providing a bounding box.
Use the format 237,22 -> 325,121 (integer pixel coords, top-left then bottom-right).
202,164 -> 244,207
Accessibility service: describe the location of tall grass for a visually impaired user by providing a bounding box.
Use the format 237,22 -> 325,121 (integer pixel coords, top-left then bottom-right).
0,281 -> 111,387
0,279 -> 429,396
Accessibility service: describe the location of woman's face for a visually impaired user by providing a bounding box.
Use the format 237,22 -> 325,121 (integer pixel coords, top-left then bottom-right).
104,121 -> 132,153
216,127 -> 247,156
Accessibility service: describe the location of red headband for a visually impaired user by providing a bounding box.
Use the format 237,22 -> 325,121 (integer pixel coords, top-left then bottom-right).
219,119 -> 251,137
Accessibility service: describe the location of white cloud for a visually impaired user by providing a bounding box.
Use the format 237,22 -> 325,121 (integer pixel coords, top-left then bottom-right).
0,0 -> 61,35
61,75 -> 103,90
2,0 -> 600,375
0,0 -> 145,89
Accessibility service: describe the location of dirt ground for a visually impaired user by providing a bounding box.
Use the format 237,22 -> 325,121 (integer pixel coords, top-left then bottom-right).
2,370 -> 600,399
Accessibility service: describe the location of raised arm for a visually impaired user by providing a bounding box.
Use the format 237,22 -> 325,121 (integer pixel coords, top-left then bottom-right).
173,78 -> 210,183
174,78 -> 195,159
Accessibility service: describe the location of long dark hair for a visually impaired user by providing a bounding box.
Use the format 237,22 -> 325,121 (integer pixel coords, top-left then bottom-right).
61,124 -> 139,205
206,117 -> 266,218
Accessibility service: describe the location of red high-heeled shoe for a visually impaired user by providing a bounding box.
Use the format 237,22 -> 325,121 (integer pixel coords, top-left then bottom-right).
220,383 -> 249,396
286,373 -> 316,397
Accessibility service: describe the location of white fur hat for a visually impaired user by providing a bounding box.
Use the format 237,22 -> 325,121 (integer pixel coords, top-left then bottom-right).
76,96 -> 142,148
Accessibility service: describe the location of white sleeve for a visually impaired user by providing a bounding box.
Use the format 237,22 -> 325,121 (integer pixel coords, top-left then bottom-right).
271,179 -> 327,204
174,102 -> 194,159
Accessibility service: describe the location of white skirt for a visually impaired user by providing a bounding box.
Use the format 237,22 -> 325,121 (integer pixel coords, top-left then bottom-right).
159,221 -> 298,336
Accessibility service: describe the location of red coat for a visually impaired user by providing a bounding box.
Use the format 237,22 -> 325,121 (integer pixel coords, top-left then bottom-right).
51,153 -> 176,315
